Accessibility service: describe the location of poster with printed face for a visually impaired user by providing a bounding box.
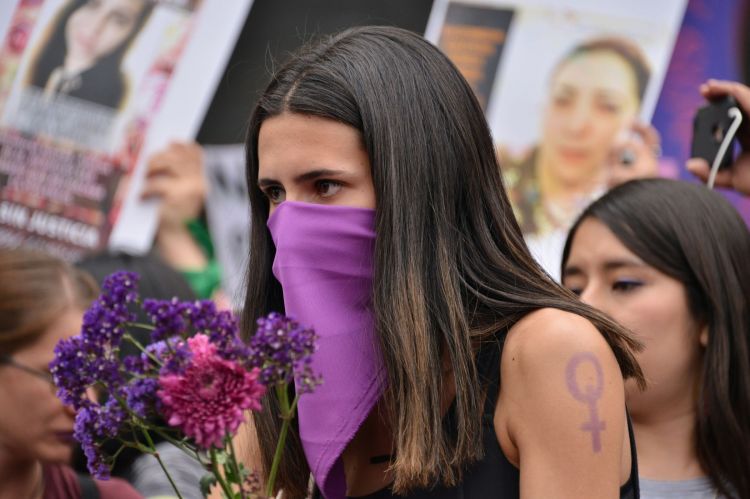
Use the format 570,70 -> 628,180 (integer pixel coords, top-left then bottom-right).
0,0 -> 251,261
425,0 -> 687,279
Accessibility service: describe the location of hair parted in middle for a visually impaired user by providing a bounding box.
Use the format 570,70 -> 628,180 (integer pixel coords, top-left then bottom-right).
242,25 -> 643,497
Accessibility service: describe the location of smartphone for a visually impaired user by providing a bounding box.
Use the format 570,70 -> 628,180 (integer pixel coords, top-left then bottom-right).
691,95 -> 741,169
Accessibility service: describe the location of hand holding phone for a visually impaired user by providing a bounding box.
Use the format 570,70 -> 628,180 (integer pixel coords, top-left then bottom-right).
686,80 -> 750,196
691,95 -> 741,171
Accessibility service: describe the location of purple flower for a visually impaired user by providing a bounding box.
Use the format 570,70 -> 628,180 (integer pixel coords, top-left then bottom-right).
249,313 -> 321,394
142,299 -> 250,365
99,271 -> 140,308
146,336 -> 192,375
49,270 -> 287,482
75,407 -> 110,479
183,300 -> 219,332
182,301 -> 247,358
126,377 -> 160,418
158,335 -> 266,449
73,398 -> 128,479
80,272 -> 139,346
51,336 -> 122,410
122,354 -> 149,375
142,298 -> 189,342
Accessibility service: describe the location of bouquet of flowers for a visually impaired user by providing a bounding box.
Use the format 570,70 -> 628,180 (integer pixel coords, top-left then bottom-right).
50,271 -> 321,498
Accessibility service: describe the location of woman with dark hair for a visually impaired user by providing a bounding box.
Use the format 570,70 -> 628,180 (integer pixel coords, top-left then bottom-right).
502,36 -> 653,276
238,26 -> 644,498
27,0 -> 152,109
0,248 -> 143,498
561,179 -> 750,498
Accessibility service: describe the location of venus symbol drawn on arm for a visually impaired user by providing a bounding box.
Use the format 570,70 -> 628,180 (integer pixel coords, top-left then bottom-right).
565,351 -> 606,453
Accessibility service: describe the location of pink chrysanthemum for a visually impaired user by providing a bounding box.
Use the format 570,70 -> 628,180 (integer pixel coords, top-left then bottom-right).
158,334 -> 266,449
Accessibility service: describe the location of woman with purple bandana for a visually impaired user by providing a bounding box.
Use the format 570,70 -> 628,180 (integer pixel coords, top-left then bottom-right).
238,26 -> 644,499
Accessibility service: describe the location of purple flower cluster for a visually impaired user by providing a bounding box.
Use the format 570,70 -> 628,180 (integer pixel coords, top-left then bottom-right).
52,272 -> 139,402
142,298 -> 250,363
50,272 -> 140,477
74,399 -> 127,479
249,312 -> 322,394
142,298 -> 188,341
49,270 -> 322,480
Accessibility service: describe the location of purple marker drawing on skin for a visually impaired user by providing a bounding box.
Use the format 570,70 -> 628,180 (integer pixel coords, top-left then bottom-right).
566,351 -> 606,453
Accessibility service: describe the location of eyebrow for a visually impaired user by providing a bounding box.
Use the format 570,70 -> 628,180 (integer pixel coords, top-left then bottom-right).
257,168 -> 348,188
554,83 -> 628,100
562,259 -> 646,278
594,89 -> 629,101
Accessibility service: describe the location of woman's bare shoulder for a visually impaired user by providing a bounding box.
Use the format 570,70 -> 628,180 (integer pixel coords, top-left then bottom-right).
503,307 -> 614,364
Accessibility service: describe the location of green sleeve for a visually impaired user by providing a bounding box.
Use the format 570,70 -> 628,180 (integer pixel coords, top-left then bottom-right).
181,219 -> 223,300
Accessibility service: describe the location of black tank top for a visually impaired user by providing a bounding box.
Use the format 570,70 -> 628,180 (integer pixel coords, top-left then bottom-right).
318,338 -> 640,499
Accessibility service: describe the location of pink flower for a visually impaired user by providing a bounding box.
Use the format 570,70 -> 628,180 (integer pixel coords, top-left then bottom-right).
158,334 -> 266,449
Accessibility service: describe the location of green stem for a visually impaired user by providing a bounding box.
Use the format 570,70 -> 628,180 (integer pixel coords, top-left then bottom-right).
126,322 -> 157,330
227,433 -> 246,499
266,384 -> 293,497
210,448 -> 236,499
289,393 -> 300,415
141,428 -> 184,499
150,428 -> 189,449
149,428 -> 209,471
123,334 -> 162,366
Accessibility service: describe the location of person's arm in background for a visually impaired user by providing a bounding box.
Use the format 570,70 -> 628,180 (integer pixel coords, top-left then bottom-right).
686,79 -> 750,196
143,141 -> 208,270
142,142 -> 229,307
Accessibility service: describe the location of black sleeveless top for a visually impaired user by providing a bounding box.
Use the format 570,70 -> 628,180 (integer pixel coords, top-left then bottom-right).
316,338 -> 639,499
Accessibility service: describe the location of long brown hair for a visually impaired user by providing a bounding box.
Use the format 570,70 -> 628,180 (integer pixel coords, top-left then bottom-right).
0,248 -> 97,354
243,26 -> 644,497
26,0 -> 153,109
562,179 -> 750,499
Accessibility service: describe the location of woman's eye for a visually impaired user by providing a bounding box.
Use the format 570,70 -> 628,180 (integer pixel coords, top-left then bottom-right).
316,180 -> 342,198
111,12 -> 135,27
263,186 -> 285,204
553,94 -> 573,107
612,280 -> 642,293
561,279 -> 584,296
596,100 -> 621,114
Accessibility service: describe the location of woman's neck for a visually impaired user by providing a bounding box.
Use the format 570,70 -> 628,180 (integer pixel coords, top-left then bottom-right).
342,401 -> 394,497
0,453 -> 43,499
632,407 -> 705,480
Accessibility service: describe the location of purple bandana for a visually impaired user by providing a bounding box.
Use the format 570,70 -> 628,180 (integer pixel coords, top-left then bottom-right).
268,201 -> 385,499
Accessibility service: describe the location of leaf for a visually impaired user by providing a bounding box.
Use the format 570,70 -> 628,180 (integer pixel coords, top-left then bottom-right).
224,461 -> 238,482
238,462 -> 251,479
199,473 -> 218,496
214,451 -> 228,465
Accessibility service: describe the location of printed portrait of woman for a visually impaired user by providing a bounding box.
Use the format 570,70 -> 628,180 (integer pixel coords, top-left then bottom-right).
26,0 -> 153,110
501,37 -> 652,239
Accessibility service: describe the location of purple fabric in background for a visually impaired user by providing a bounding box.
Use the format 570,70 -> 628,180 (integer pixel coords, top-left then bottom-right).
651,0 -> 750,225
268,201 -> 385,499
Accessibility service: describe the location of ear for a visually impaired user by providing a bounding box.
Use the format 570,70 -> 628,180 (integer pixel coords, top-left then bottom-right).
699,324 -> 709,348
